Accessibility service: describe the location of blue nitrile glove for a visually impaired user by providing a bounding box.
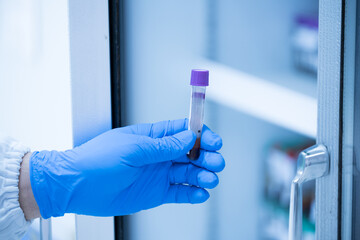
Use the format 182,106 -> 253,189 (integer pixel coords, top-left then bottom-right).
29,119 -> 224,219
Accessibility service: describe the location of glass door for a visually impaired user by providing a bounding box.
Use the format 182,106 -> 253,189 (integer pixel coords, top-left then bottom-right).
124,1 -> 319,240
122,0 -> 358,239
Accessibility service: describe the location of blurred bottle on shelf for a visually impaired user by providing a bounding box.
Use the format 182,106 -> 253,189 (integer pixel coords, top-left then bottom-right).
292,15 -> 318,76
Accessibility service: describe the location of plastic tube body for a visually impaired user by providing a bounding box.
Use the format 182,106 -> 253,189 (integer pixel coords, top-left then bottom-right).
187,86 -> 206,160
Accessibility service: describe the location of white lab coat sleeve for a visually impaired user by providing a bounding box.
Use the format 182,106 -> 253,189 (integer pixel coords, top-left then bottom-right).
0,137 -> 32,240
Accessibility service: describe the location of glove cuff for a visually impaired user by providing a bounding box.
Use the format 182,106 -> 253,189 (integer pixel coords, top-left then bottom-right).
30,150 -> 67,219
0,137 -> 32,239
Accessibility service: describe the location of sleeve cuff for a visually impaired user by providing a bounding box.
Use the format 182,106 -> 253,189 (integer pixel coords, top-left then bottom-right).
0,137 -> 32,240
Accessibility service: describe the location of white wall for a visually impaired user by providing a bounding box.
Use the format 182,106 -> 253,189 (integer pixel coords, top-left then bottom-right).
0,1 -> 75,239
0,0 -> 73,150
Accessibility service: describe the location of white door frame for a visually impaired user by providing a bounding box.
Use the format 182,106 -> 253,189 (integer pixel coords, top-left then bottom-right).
68,0 -> 115,239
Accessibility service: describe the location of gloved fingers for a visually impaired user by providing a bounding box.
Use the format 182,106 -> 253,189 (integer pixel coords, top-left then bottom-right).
191,151 -> 225,172
119,119 -> 188,138
200,125 -> 222,151
173,150 -> 225,173
164,185 -> 210,204
169,163 -> 219,189
147,119 -> 189,138
117,121 -> 222,152
139,130 -> 196,165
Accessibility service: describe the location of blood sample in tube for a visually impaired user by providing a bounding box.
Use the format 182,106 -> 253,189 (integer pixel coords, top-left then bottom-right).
187,69 -> 209,160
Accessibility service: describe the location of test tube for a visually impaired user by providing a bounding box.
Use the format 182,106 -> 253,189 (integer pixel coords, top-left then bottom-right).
187,69 -> 209,160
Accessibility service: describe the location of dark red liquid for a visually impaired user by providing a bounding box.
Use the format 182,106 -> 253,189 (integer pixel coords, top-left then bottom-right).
187,138 -> 201,160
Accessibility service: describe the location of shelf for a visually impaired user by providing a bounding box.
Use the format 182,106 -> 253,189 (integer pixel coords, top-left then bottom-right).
200,59 -> 317,138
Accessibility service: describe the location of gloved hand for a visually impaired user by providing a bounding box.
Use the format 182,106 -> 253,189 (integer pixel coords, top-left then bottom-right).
30,119 -> 224,218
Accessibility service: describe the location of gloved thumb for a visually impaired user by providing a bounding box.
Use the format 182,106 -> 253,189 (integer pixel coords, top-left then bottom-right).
139,130 -> 196,165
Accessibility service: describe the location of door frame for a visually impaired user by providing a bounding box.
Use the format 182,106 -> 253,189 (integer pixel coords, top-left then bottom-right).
68,0 -> 115,239
316,0 -> 359,238
316,0 -> 343,238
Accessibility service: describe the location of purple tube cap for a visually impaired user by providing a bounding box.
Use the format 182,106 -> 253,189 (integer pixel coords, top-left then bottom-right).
190,69 -> 209,86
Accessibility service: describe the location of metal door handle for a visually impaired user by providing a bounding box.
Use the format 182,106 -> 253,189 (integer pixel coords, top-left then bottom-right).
288,144 -> 329,240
